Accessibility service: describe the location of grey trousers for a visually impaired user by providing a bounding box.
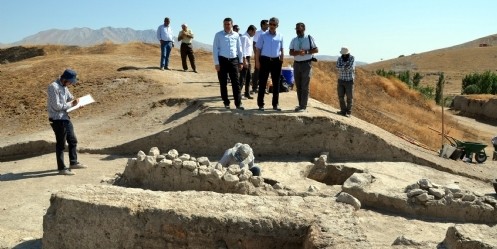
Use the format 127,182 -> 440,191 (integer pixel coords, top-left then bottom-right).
293,61 -> 312,109
337,79 -> 354,113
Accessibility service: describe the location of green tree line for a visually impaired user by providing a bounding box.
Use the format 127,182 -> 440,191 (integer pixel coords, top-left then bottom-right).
461,71 -> 497,94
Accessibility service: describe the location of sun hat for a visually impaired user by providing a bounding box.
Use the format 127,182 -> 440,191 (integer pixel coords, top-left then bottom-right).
232,143 -> 254,165
60,69 -> 78,84
340,47 -> 350,55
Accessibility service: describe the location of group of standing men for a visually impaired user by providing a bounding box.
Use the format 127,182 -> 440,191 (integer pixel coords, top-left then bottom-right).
212,17 -> 356,115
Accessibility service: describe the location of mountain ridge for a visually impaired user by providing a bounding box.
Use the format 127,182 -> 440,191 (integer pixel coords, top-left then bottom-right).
1,27 -> 357,63
9,27 -> 213,51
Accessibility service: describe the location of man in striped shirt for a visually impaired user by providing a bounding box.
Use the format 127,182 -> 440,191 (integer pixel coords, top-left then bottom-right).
336,47 -> 356,117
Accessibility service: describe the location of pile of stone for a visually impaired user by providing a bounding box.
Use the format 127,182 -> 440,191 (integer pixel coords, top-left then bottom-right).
116,147 -> 291,196
405,178 -> 497,222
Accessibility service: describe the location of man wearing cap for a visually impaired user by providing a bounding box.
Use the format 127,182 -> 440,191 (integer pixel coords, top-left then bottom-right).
218,143 -> 261,176
157,17 -> 174,70
289,22 -> 318,112
47,69 -> 87,175
336,47 -> 356,117
177,23 -> 197,73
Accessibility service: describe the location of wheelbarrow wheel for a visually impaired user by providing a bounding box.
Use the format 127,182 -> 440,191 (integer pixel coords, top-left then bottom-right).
475,151 -> 487,163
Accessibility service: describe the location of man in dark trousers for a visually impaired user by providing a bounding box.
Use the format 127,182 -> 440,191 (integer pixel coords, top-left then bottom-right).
213,17 -> 244,110
289,22 -> 318,112
47,69 -> 87,175
255,17 -> 284,111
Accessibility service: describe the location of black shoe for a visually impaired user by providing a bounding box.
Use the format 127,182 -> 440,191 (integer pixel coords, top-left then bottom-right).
337,111 -> 346,116
244,93 -> 253,99
273,106 -> 282,111
346,111 -> 352,117
236,106 -> 245,110
193,70 -> 198,73
258,107 -> 265,111
295,106 -> 306,112
224,104 -> 230,109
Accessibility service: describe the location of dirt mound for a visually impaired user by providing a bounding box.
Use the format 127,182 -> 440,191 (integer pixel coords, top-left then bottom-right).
0,46 -> 45,64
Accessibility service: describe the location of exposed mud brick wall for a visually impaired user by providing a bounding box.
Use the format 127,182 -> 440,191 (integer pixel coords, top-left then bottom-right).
103,112 -> 430,165
453,96 -> 497,119
42,185 -> 370,249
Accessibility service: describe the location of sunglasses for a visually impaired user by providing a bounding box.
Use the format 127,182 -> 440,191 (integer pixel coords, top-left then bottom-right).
269,23 -> 277,26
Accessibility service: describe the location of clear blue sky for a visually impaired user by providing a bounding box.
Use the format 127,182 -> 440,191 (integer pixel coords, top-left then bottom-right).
1,0 -> 496,63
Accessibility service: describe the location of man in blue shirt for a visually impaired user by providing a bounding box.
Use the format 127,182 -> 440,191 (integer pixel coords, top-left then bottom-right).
213,17 -> 244,110
157,17 -> 174,70
255,17 -> 284,111
336,47 -> 356,117
47,69 -> 87,175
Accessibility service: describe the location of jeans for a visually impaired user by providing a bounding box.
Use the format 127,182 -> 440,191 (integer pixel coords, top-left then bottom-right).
257,56 -> 282,108
217,56 -> 242,107
50,119 -> 78,170
337,79 -> 354,113
293,61 -> 312,109
160,41 -> 173,68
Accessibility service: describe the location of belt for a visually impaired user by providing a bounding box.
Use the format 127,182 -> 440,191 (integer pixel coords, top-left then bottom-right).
261,56 -> 280,61
219,56 -> 238,61
162,40 -> 173,43
182,43 -> 191,45
294,59 -> 312,63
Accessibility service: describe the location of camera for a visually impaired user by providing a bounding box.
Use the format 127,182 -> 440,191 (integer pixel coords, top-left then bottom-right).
311,57 -> 318,62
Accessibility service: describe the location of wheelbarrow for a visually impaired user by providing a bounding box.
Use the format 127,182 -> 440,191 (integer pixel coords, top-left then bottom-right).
445,136 -> 488,163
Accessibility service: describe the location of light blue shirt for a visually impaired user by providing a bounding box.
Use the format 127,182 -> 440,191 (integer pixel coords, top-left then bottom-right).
256,31 -> 284,58
156,24 -> 174,42
289,34 -> 317,61
212,30 -> 243,65
47,79 -> 74,120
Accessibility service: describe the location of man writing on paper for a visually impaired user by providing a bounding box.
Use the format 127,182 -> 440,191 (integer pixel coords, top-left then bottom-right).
47,69 -> 87,175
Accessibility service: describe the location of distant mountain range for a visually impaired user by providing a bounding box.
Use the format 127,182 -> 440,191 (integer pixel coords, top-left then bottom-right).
1,27 -> 366,63
6,27 -> 213,51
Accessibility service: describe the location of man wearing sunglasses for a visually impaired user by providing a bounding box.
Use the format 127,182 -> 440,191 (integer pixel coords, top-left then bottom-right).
255,17 -> 284,111
289,22 -> 318,112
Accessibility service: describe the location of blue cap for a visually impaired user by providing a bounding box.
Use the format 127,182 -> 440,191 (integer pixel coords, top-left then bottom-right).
61,69 -> 78,84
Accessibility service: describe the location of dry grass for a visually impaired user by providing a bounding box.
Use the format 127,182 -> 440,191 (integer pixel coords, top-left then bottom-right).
361,46 -> 497,95
309,61 -> 483,150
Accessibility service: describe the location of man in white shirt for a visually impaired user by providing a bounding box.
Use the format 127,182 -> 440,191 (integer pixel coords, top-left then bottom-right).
289,22 -> 318,112
251,19 -> 268,94
156,17 -> 174,70
239,25 -> 257,99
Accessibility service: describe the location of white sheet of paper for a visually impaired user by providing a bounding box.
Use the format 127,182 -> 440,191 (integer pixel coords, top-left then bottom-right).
67,94 -> 95,112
